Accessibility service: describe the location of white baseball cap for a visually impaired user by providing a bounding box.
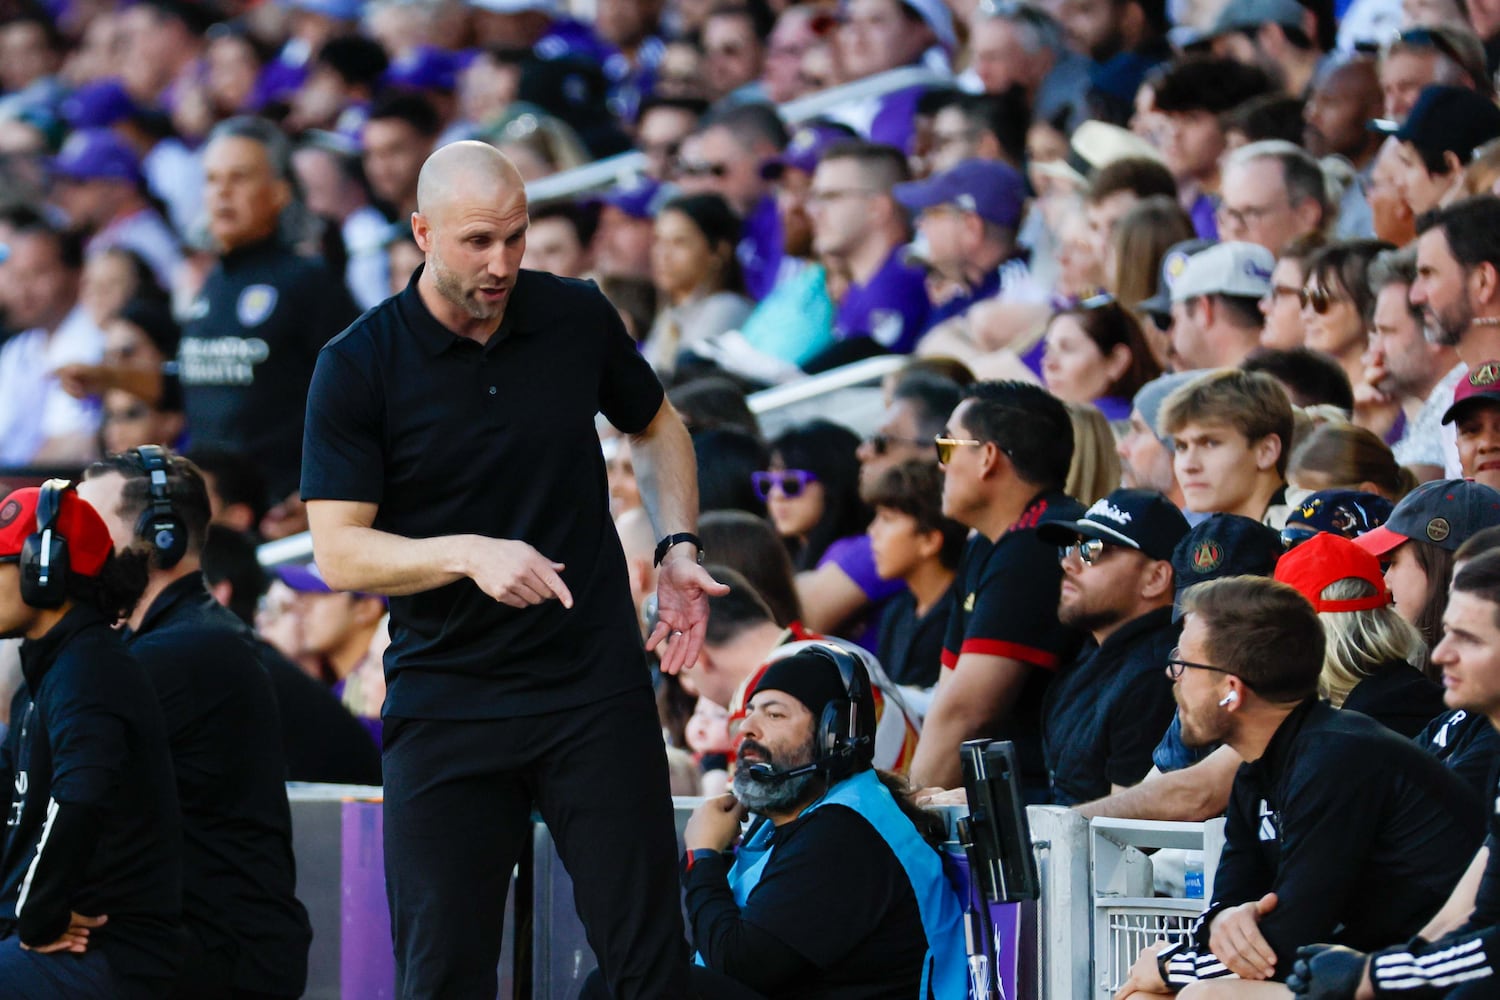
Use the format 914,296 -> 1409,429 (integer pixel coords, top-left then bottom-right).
1170,241 -> 1275,303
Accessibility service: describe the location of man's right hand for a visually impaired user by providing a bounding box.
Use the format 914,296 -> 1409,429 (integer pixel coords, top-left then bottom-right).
465,538 -> 574,609
20,912 -> 107,954
1208,892 -> 1279,979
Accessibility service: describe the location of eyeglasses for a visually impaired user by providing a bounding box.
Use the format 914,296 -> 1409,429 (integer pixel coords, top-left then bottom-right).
934,435 -> 984,464
677,160 -> 729,178
0,555 -> 16,565
1165,646 -> 1238,681
752,469 -> 819,500
1298,286 -> 1342,314
865,432 -> 931,456
1216,200 -> 1289,229
1058,537 -> 1110,566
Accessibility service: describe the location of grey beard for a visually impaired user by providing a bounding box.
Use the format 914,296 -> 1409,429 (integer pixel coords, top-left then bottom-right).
733,766 -> 823,814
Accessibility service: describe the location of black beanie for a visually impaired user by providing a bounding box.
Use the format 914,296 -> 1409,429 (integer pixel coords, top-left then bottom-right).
749,649 -> 850,719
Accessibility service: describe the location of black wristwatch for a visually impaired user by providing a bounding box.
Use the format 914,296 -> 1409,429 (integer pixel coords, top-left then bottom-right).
654,532 -> 703,567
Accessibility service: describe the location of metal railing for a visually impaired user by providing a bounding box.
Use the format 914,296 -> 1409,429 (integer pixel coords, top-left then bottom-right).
526,64 -> 953,203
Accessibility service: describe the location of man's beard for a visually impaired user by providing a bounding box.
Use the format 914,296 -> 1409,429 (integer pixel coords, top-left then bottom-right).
1426,299 -> 1471,348
430,249 -> 506,321
733,735 -> 822,814
1058,592 -> 1124,635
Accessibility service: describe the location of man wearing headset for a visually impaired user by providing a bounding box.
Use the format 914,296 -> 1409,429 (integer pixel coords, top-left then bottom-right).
77,449 -> 311,1000
679,644 -> 967,999
1114,576 -> 1482,999
0,483 -> 182,998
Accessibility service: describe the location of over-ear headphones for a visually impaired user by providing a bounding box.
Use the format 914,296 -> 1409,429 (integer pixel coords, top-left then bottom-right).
1219,691 -> 1238,707
20,479 -> 73,609
134,445 -> 187,570
805,642 -> 876,776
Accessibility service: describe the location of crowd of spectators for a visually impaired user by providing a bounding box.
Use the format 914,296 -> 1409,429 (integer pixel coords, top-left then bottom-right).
15,0 -> 1500,992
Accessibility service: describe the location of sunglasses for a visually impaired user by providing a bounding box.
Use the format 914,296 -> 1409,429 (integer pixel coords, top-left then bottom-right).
934,435 -> 983,464
865,432 -> 931,456
1279,524 -> 1318,551
752,469 -> 819,500
1058,537 -> 1110,566
1393,26 -> 1473,73
677,160 -> 729,178
1298,286 -> 1342,314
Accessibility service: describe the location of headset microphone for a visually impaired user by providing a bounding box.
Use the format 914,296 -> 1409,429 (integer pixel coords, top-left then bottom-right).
744,760 -> 824,782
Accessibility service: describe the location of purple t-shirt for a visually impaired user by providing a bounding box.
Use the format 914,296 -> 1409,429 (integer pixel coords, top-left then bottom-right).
819,534 -> 907,652
739,196 -> 784,302
834,247 -> 931,354
1189,192 -> 1219,241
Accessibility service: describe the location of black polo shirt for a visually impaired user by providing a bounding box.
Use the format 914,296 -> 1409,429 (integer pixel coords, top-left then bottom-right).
179,236 -> 358,501
301,267 -> 665,720
874,585 -> 950,690
939,491 -> 1086,796
1041,605 -> 1178,806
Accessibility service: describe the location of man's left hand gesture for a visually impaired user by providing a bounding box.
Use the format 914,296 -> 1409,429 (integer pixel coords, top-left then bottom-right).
646,555 -> 729,676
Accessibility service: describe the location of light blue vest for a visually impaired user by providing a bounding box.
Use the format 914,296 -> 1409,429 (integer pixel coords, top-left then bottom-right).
694,769 -> 968,1000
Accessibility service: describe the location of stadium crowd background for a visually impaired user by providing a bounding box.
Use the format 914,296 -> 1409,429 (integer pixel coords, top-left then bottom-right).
14,0 -> 1500,990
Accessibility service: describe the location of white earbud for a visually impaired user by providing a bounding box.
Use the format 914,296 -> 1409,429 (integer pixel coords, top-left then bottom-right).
1218,691 -> 1238,707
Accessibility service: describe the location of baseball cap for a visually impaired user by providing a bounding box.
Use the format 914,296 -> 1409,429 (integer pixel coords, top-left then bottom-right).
1274,532 -> 1393,613
1137,239 -> 1216,319
1037,489 -> 1190,561
893,159 -> 1027,230
0,485 -> 115,580
51,128 -> 142,185
1169,241 -> 1275,303
59,79 -> 139,129
1032,120 -> 1164,187
897,0 -> 957,50
760,121 -> 855,180
1442,361 -> 1500,424
1133,370 -> 1208,443
1280,489 -> 1394,550
468,0 -> 558,13
275,561 -> 334,594
1213,0 -> 1307,35
1170,513 -> 1282,620
1355,479 -> 1500,555
1369,86 -> 1500,161
283,0 -> 365,18
383,46 -> 458,93
599,176 -> 664,220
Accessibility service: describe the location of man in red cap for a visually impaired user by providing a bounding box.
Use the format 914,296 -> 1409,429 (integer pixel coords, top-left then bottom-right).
1443,361 -> 1500,493
0,482 -> 182,999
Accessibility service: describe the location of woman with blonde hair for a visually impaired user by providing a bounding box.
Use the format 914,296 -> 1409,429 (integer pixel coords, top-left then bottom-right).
1275,533 -> 1443,737
1063,401 -> 1122,506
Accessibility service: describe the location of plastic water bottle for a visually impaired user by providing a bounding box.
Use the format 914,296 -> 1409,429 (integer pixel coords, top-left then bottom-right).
1184,856 -> 1204,900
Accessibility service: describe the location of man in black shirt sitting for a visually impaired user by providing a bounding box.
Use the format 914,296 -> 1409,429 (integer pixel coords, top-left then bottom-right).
1036,488 -> 1187,805
78,448 -> 311,1000
1285,550 -> 1500,998
0,482 -> 181,999
1116,576 -> 1484,998
680,643 -> 967,999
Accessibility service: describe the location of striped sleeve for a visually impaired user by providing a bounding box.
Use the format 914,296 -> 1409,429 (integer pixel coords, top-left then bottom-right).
1371,932 -> 1500,997
1155,912 -> 1237,989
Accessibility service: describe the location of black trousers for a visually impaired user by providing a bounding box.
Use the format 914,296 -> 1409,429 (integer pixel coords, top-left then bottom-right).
384,685 -> 691,1000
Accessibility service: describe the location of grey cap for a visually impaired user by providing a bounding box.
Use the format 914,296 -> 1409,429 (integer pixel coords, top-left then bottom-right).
1138,238 -> 1216,318
1213,0 -> 1307,35
1133,370 -> 1207,442
1170,241 -> 1275,303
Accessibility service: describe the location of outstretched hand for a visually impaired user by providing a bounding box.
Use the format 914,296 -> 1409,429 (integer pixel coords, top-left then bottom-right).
646,557 -> 729,675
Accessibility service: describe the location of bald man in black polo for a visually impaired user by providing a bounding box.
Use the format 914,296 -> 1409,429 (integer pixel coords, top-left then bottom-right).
302,142 -> 724,999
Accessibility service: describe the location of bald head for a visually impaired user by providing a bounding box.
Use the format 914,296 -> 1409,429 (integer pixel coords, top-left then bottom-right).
416,141 -> 527,221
